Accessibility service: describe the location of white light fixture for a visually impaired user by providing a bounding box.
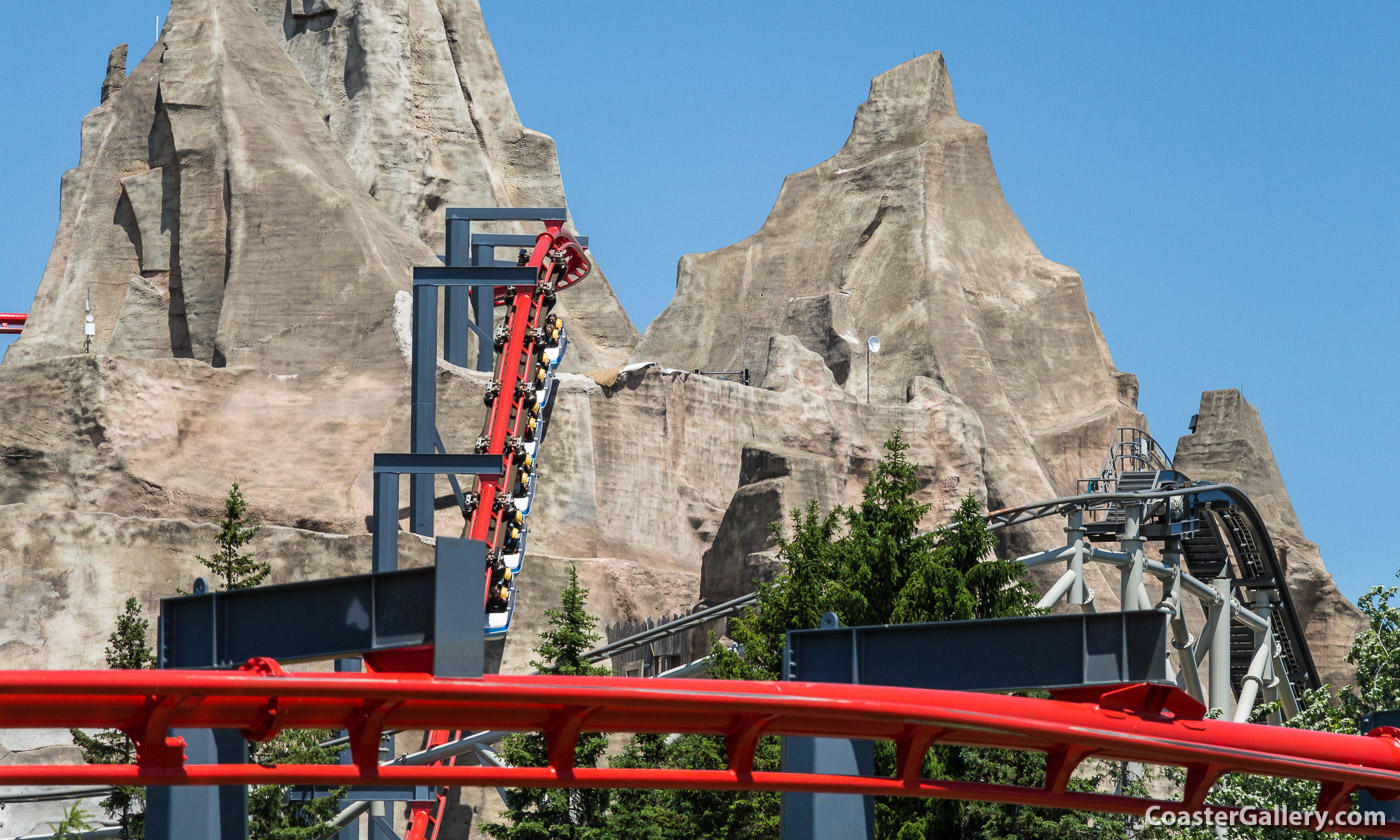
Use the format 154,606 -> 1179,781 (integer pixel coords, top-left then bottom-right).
866,336 -> 880,403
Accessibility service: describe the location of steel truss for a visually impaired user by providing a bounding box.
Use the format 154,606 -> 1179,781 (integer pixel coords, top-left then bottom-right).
0,666 -> 1397,836
983,429 -> 1318,723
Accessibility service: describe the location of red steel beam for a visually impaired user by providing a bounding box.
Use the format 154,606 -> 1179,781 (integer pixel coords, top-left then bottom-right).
0,313 -> 26,335
3,665 -> 1399,834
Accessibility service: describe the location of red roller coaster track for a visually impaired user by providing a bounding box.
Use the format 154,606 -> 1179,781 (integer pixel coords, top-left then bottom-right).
4,662 -> 1398,836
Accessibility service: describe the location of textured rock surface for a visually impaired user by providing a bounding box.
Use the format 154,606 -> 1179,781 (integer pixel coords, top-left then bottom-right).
242,0 -> 638,370
1174,390 -> 1366,692
633,52 -> 1143,521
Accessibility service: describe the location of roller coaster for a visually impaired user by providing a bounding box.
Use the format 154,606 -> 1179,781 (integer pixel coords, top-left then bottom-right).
1,212 -> 1397,839
987,427 -> 1318,723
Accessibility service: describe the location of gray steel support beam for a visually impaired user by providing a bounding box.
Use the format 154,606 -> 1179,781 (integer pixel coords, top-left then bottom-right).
786,611 -> 1168,692
1036,569 -> 1079,610
373,470 -> 399,574
1067,509 -> 1087,606
1234,590 -> 1276,723
409,283 -> 437,537
780,735 -> 874,840
1256,590 -> 1279,722
1163,537 -> 1205,703
145,729 -> 248,840
443,217 -> 471,369
157,544 -> 486,671
1233,629 -> 1272,723
471,243 -> 495,373
434,537 -> 485,679
471,233 -> 587,249
781,613 -> 874,840
1274,652 -> 1302,718
1120,503 -> 1145,611
1209,577 -> 1233,717
445,207 -> 566,222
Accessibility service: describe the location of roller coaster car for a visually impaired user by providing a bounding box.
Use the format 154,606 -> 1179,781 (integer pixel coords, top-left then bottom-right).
543,326 -> 567,367
485,586 -> 516,639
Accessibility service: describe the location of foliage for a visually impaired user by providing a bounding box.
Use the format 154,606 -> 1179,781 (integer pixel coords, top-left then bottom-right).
248,729 -> 344,840
197,481 -> 270,590
609,430 -> 1096,839
49,802 -> 95,838
69,597 -> 154,838
484,565 -> 613,839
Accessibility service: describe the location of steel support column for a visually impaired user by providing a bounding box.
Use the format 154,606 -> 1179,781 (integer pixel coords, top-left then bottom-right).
443,217 -> 471,369
1234,591 -> 1276,724
1067,509 -> 1087,607
373,470 -> 399,574
409,284 -> 438,537
1120,504 -> 1145,611
434,537 -> 485,679
1163,537 -> 1204,703
781,613 -> 874,840
1209,577 -> 1233,717
470,242 -> 495,374
145,729 -> 248,840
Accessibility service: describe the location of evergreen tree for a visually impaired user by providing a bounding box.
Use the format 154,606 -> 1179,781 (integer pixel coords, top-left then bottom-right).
485,565 -> 612,840
193,484 -> 339,837
198,481 -> 270,590
69,597 -> 154,839
610,430 -> 1118,839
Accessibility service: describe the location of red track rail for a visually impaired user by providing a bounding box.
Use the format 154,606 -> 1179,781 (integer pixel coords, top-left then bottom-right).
0,313 -> 26,335
465,221 -> 587,601
7,665 -> 1399,836
413,221 -> 588,838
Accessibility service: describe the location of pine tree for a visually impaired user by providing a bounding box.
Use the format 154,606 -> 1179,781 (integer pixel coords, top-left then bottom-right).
193,484 -> 338,837
484,565 -> 612,840
69,597 -> 154,838
611,430 -> 1117,839
198,481 -> 270,590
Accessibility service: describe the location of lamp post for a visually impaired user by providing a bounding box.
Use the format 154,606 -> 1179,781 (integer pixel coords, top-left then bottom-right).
866,336 -> 880,403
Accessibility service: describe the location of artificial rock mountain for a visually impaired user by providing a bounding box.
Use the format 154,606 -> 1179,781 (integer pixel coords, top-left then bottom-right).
0,0 -> 1365,833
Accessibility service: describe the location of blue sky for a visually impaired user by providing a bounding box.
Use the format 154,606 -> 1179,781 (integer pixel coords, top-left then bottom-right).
0,2 -> 1395,602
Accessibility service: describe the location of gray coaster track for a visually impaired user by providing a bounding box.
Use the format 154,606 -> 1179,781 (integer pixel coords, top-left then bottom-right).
985,427 -> 1318,721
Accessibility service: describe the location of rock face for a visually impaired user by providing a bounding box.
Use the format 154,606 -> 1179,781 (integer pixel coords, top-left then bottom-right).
633,53 -> 1143,520
1174,390 -> 1365,692
240,0 -> 639,370
0,5 -> 1367,834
